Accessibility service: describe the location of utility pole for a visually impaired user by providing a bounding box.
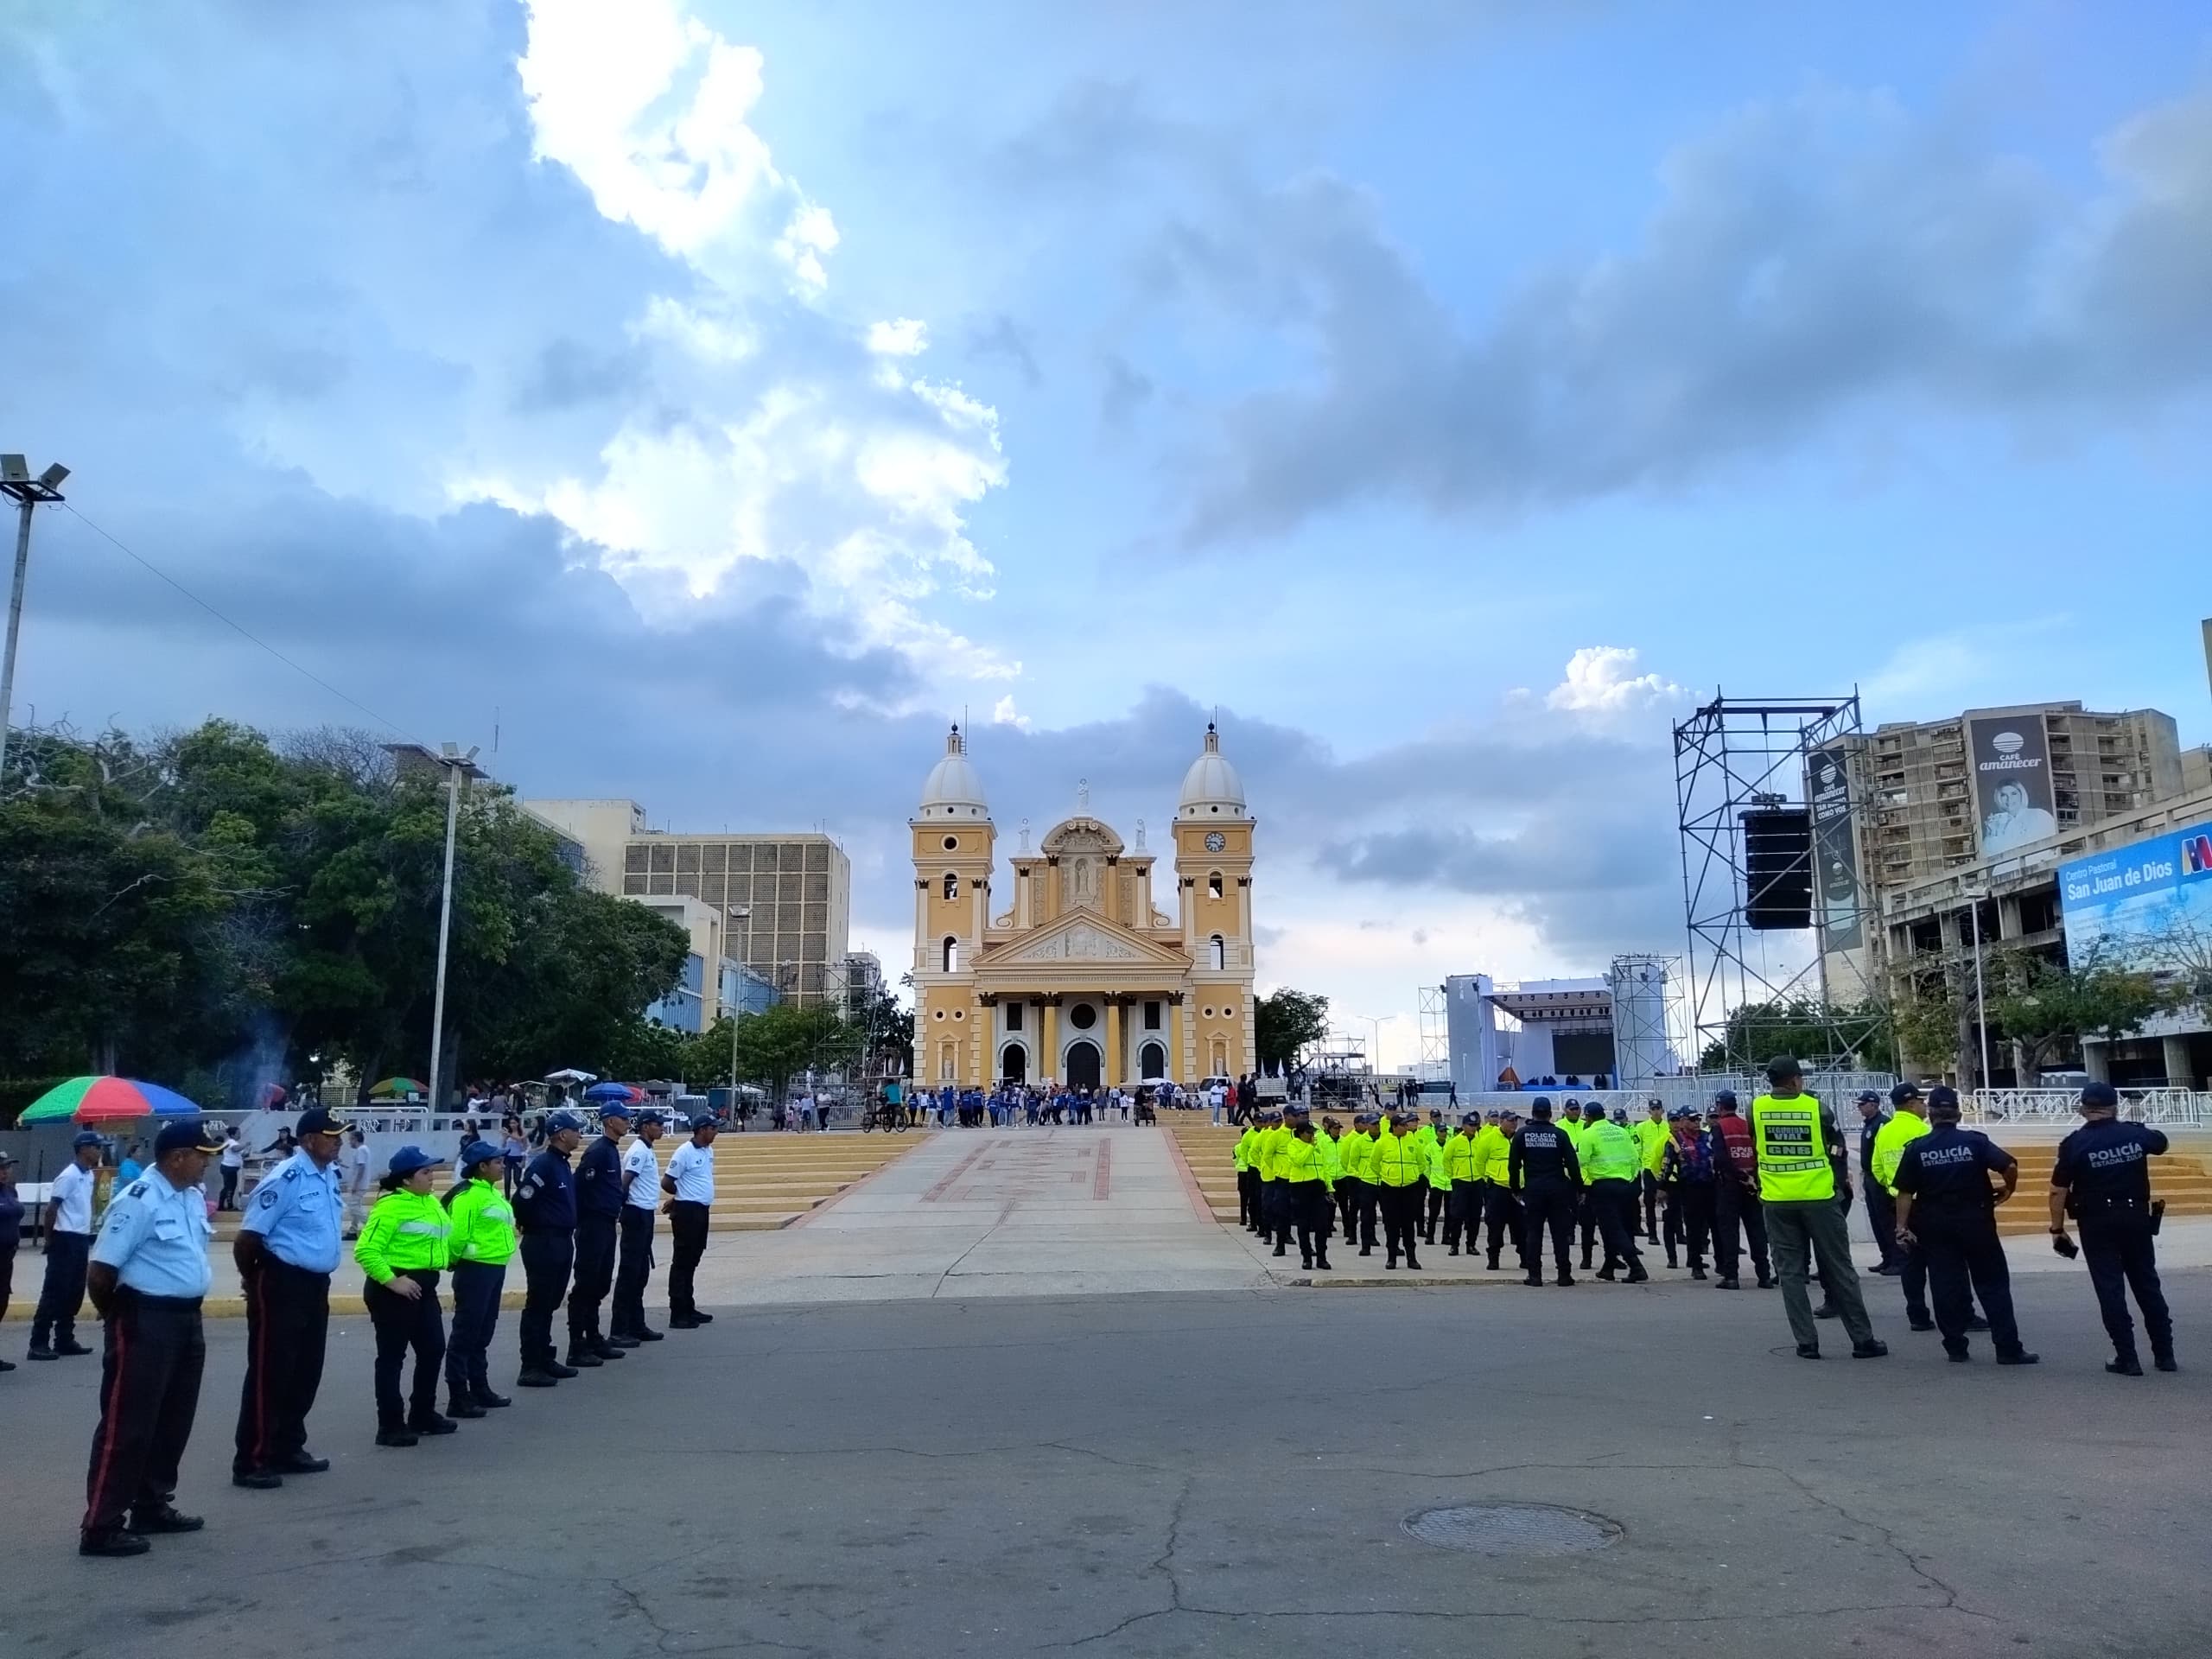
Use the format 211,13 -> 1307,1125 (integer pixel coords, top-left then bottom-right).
0,455 -> 69,787
727,906 -> 753,1090
427,742 -> 483,1109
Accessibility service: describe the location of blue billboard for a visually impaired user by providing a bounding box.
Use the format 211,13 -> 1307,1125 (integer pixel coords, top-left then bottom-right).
2057,817 -> 2212,976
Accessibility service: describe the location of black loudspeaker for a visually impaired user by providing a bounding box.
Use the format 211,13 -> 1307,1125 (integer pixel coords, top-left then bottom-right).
1743,809 -> 1813,931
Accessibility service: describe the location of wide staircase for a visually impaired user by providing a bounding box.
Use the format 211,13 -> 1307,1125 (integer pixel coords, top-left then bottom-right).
1156,1116 -> 2212,1238
214,1130 -> 922,1239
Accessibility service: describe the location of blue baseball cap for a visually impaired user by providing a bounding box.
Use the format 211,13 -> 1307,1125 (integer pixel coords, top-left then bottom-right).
386,1145 -> 442,1177
1711,1089 -> 1738,1108
1927,1085 -> 1960,1111
596,1100 -> 633,1122
544,1109 -> 588,1135
2079,1082 -> 2119,1110
633,1108 -> 665,1128
296,1107 -> 347,1136
154,1119 -> 226,1155
457,1139 -> 503,1170
71,1130 -> 106,1150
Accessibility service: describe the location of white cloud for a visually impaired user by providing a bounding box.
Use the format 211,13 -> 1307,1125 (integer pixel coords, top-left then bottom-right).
1540,646 -> 1685,715
868,318 -> 931,356
991,694 -> 1033,731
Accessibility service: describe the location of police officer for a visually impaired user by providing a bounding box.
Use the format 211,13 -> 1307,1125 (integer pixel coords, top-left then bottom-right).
513,1109 -> 584,1387
1509,1098 -> 1581,1287
1441,1115 -> 1484,1257
1579,1105 -> 1649,1282
1369,1110 -> 1426,1270
1707,1090 -> 1773,1291
1872,1084 -> 1936,1330
1279,1119 -> 1333,1271
1856,1090 -> 1905,1274
1344,1112 -> 1382,1255
1633,1101 -> 1669,1244
663,1112 -> 719,1328
2050,1082 -> 2177,1376
232,1105 -> 346,1490
568,1103 -> 629,1369
1478,1109 -> 1520,1272
1233,1116 -> 1261,1232
612,1108 -> 665,1344
1659,1107 -> 1715,1279
1891,1090 -> 2036,1365
1421,1108 -> 1449,1243
443,1139 -> 517,1416
79,1118 -> 224,1557
29,1129 -> 104,1361
1751,1058 -> 1885,1360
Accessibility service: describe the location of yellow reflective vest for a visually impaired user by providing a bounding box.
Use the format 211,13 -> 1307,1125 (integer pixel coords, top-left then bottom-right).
1871,1111 -> 1930,1196
1633,1117 -> 1669,1176
355,1189 -> 452,1282
1475,1125 -> 1512,1185
1370,1131 -> 1427,1188
1443,1131 -> 1484,1185
1233,1128 -> 1258,1173
1750,1091 -> 1836,1204
446,1177 -> 516,1267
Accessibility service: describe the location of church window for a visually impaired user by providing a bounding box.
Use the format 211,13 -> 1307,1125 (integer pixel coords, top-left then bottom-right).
942,936 -> 959,972
1007,1001 -> 1024,1032
1208,872 -> 1224,899
944,873 -> 959,900
1069,1002 -> 1096,1031
1144,1000 -> 1161,1031
1209,934 -> 1225,970
943,835 -> 959,850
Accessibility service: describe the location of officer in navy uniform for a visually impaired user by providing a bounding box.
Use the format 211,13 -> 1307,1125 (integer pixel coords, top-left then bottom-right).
2050,1082 -> 2177,1376
567,1103 -> 630,1369
1508,1098 -> 1583,1287
512,1109 -> 584,1389
232,1106 -> 347,1489
79,1118 -> 225,1558
1891,1088 -> 2037,1365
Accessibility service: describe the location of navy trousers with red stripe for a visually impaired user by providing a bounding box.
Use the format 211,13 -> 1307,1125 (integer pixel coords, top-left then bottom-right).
84,1293 -> 205,1536
233,1258 -> 331,1475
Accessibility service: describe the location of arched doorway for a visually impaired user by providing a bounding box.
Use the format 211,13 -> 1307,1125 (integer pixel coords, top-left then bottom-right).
1139,1042 -> 1166,1080
1064,1039 -> 1102,1090
1000,1043 -> 1027,1084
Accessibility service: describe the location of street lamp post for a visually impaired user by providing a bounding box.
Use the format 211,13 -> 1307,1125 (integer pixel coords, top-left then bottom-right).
426,742 -> 483,1110
727,906 -> 752,1090
0,455 -> 69,787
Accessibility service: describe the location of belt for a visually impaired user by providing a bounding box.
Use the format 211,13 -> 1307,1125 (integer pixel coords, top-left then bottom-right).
264,1255 -> 334,1278
118,1290 -> 203,1308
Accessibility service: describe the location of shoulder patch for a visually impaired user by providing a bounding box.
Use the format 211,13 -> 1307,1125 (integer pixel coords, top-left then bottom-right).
127,1182 -> 148,1198
283,1166 -> 300,1181
258,1186 -> 281,1209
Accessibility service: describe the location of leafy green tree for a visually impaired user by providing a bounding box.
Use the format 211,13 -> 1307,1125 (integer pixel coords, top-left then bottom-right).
731,1003 -> 862,1103
1255,988 -> 1331,1075
1989,951 -> 2175,1079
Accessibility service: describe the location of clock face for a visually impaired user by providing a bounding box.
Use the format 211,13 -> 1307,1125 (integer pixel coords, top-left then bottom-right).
1204,831 -> 1226,853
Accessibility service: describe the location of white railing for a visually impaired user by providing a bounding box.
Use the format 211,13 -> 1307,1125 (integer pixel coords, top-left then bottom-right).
1963,1089 -> 2212,1126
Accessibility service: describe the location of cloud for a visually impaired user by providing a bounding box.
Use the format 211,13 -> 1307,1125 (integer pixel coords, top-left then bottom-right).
1522,646 -> 1686,717
1147,85 -> 2212,543
966,315 -> 1043,388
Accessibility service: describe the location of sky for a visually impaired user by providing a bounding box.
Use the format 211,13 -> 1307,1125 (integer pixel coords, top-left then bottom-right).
4,1 -> 2210,1066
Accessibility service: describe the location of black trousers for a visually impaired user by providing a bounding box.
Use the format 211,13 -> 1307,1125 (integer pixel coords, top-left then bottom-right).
1666,1184 -> 1715,1268
1291,1184 -> 1332,1265
219,1166 -> 239,1210
1237,1168 -> 1260,1230
1444,1186 -> 1483,1250
1917,1211 -> 2021,1356
1522,1182 -> 1575,1274
1377,1185 -> 1421,1263
1641,1171 -> 1662,1237
1713,1179 -> 1770,1282
1898,1235 -> 1932,1322
568,1214 -> 618,1348
1484,1185 -> 1522,1266
0,1239 -> 12,1328
613,1205 -> 656,1336
518,1230 -> 574,1369
1262,1181 -> 1291,1248
1353,1180 -> 1379,1250
32,1230 -> 91,1346
1592,1179 -> 1642,1270
233,1258 -> 330,1474
668,1201 -> 709,1319
364,1271 -> 444,1429
1424,1180 -> 1446,1240
445,1260 -> 505,1398
83,1293 -> 204,1535
1865,1182 -> 1906,1269
1576,1187 -> 1599,1263
1334,1176 -> 1360,1240
2079,1211 -> 2172,1363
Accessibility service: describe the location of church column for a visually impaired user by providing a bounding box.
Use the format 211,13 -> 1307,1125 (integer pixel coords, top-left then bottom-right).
1167,996 -> 1184,1087
1105,997 -> 1124,1088
1041,997 -> 1059,1086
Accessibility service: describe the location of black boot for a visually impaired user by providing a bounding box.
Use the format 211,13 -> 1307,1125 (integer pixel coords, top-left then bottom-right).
447,1395 -> 488,1420
1626,1264 -> 1649,1284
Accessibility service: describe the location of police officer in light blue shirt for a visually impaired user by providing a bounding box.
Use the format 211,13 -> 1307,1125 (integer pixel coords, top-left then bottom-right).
79,1117 -> 224,1556
232,1106 -> 348,1488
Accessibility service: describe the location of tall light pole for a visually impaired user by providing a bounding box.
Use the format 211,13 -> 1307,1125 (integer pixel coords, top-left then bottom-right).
0,455 -> 69,788
727,905 -> 752,1090
427,742 -> 483,1109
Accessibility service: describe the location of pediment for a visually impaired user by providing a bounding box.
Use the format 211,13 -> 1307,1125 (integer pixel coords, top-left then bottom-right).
976,911 -> 1190,970
1039,816 -> 1125,857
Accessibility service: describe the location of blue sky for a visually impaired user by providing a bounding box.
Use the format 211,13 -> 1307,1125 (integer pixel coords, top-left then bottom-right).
4,1 -> 2209,1063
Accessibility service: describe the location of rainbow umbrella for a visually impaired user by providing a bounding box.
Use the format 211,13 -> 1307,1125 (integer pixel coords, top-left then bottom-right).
18,1076 -> 207,1123
368,1077 -> 429,1100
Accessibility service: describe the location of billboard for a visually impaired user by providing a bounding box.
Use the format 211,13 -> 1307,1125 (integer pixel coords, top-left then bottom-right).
1967,713 -> 2058,856
2058,817 -> 2212,976
1808,744 -> 1861,950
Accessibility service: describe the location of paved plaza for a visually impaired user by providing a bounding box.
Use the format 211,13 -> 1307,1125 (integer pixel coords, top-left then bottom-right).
8,1127 -> 2209,1658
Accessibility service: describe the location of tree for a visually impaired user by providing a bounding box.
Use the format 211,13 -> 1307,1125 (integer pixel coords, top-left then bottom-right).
1989,951 -> 2175,1080
1255,988 -> 1331,1076
1696,996 -> 1888,1073
730,1003 -> 861,1103
1890,981 -> 1961,1073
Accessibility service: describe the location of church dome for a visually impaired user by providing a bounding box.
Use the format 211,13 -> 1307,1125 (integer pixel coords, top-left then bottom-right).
918,724 -> 988,818
1178,723 -> 1247,818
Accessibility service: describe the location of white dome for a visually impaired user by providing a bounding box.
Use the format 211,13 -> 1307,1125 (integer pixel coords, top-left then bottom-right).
1177,723 -> 1247,818
918,725 -> 989,817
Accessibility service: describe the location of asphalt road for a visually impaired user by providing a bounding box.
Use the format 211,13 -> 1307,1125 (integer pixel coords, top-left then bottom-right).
5,1274 -> 2207,1659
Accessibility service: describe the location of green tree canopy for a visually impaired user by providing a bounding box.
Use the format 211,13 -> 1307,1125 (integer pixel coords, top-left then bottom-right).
1988,951 -> 2176,1078
1255,988 -> 1331,1074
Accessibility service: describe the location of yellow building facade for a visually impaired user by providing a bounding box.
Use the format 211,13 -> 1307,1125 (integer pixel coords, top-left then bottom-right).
909,723 -> 1258,1090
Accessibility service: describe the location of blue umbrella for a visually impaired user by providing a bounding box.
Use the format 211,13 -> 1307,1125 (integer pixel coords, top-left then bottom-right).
583,1081 -> 644,1103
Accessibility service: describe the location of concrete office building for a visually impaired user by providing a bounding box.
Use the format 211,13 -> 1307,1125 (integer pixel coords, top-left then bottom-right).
524,798 -> 852,1007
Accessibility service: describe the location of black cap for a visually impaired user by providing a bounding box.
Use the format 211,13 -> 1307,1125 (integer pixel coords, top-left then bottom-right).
2079,1081 -> 2119,1110
1890,1082 -> 1923,1107
1764,1056 -> 1802,1083
1856,1090 -> 1882,1104
296,1107 -> 346,1136
155,1118 -> 227,1156
1927,1085 -> 1960,1111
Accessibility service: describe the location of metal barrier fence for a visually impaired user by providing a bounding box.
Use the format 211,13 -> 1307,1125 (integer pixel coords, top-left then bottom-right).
1962,1089 -> 2212,1126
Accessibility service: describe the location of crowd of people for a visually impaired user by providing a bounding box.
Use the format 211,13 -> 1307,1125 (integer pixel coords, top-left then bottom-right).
905,1081 -> 1165,1128
1233,1058 -> 2180,1375
6,1100 -> 723,1558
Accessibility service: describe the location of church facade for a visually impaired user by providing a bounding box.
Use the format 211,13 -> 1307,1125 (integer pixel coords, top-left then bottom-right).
909,723 -> 1257,1090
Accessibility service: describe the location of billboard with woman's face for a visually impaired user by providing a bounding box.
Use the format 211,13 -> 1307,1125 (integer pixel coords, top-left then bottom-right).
1967,714 -> 2058,856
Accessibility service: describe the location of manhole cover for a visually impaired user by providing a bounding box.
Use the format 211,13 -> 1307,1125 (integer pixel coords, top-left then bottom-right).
1403,1503 -> 1622,1556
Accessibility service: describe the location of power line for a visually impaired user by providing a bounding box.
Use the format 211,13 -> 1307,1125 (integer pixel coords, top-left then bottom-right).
60,501 -> 419,742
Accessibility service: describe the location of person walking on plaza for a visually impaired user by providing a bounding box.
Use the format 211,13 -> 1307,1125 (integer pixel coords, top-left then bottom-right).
231,1106 -> 347,1490
1370,1110 -> 1425,1270
1633,1101 -> 1669,1244
76,1119 -> 226,1557
569,1103 -> 629,1369
216,1126 -> 245,1211
340,1127 -> 372,1239
442,1139 -> 516,1417
0,1151 -> 22,1373
1892,1090 -> 2036,1365
29,1130 -> 104,1361
1856,1090 -> 1906,1274
1660,1108 -> 1714,1278
1510,1098 -> 1581,1287
1579,1104 -> 1648,1282
664,1113 -> 718,1329
1707,1090 -> 1773,1291
355,1147 -> 454,1446
1752,1058 -> 1885,1360
2050,1082 -> 2177,1376
512,1109 -> 584,1388
613,1108 -> 665,1343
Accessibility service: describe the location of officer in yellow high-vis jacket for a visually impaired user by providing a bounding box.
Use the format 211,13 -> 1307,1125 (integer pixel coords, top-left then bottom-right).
1441,1116 -> 1486,1257
1370,1112 -> 1427,1270
1474,1110 -> 1520,1270
442,1140 -> 516,1419
1752,1058 -> 1885,1361
1233,1121 -> 1262,1233
1278,1120 -> 1335,1271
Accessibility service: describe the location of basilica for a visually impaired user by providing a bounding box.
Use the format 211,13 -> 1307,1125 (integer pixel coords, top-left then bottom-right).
909,723 -> 1258,1090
